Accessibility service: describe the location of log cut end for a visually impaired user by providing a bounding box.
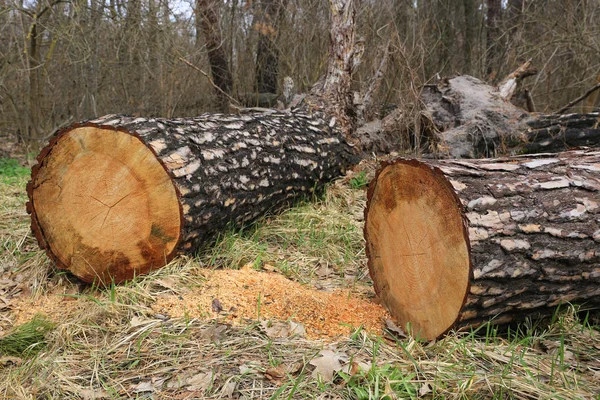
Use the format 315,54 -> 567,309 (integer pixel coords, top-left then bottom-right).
27,125 -> 182,284
364,160 -> 471,340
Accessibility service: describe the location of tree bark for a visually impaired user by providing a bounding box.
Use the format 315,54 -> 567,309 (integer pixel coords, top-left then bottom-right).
364,151 -> 600,340
27,110 -> 358,284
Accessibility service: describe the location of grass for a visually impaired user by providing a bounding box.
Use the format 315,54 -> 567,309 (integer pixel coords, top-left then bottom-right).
0,315 -> 55,357
0,158 -> 599,399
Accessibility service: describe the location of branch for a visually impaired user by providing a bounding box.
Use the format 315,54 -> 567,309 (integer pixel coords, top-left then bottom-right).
555,82 -> 600,114
497,60 -> 537,101
179,57 -> 240,106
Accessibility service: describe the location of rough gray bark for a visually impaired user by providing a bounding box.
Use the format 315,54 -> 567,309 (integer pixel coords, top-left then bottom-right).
27,109 -> 359,283
443,152 -> 600,328
365,150 -> 600,338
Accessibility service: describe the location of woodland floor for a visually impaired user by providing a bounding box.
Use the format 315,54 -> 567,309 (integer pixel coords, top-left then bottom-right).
0,155 -> 599,399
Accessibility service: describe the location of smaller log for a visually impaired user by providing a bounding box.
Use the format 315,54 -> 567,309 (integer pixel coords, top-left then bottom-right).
365,150 -> 600,340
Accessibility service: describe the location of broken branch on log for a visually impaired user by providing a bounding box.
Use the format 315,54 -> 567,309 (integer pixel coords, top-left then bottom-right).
555,82 -> 600,114
365,150 -> 600,340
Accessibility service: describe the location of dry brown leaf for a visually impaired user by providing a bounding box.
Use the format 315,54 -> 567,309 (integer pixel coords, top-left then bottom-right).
78,388 -> 109,400
186,371 -> 214,392
265,361 -> 303,382
199,324 -> 228,343
131,381 -> 154,393
212,298 -> 224,313
309,349 -> 348,381
385,319 -> 407,339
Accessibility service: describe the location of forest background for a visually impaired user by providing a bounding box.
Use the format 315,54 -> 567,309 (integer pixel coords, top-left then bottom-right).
1,0 -> 600,153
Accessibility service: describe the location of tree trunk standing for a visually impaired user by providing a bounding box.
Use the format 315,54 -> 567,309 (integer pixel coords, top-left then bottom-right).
27,0 -> 363,284
253,0 -> 284,95
365,151 -> 600,340
196,0 -> 234,113
462,0 -> 476,75
485,0 -> 502,79
123,0 -> 142,111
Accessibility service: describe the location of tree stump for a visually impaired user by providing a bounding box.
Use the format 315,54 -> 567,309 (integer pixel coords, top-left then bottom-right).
365,150 -> 600,339
27,112 -> 357,284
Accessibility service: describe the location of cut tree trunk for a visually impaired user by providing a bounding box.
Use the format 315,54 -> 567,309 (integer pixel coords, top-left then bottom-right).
27,112 -> 358,284
364,150 -> 600,340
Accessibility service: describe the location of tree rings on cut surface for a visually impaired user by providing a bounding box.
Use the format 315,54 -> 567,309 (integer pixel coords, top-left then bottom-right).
27,125 -> 182,284
364,160 -> 471,340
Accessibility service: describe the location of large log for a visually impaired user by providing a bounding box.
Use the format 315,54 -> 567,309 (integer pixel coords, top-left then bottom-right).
364,150 -> 600,340
27,112 -> 357,284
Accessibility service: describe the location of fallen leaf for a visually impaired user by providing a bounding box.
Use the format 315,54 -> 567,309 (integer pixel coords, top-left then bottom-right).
385,319 -> 407,339
309,349 -> 348,382
261,320 -> 305,339
265,362 -> 303,382
199,324 -> 228,343
79,388 -> 109,400
212,298 -> 223,313
131,381 -> 154,393
186,371 -> 214,392
419,382 -> 433,396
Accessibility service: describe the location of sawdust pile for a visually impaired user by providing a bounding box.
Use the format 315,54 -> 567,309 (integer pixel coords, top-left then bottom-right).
153,266 -> 390,339
9,266 -> 389,340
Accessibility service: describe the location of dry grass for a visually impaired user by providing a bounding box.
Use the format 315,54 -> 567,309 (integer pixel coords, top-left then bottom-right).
1,159 -> 599,399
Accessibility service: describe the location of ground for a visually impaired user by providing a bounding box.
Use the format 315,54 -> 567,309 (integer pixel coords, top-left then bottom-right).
0,156 -> 599,399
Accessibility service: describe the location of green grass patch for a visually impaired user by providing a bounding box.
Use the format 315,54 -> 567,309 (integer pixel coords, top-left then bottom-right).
0,158 -> 29,185
0,315 -> 55,357
349,171 -> 369,189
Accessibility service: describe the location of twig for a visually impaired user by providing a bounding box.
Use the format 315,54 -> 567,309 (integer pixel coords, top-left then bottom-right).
555,82 -> 600,114
178,57 -> 240,106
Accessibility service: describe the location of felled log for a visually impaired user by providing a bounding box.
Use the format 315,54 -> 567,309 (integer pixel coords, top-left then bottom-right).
419,76 -> 600,158
522,113 -> 600,153
364,150 -> 600,340
27,112 -> 358,284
